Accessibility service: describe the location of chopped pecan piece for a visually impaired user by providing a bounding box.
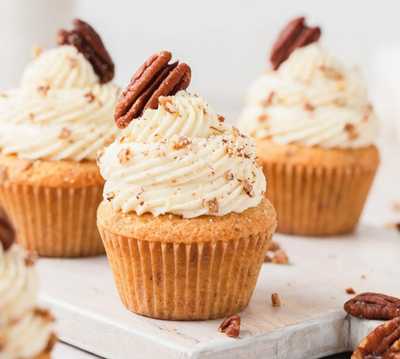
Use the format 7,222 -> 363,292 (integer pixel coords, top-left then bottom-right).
58,19 -> 114,83
344,123 -> 359,140
115,51 -> 191,128
172,136 -> 191,150
344,292 -> 400,320
118,148 -> 133,165
203,198 -> 219,214
352,317 -> 400,359
346,288 -> 356,295
272,249 -> 289,264
271,293 -> 281,307
270,17 -> 321,70
219,315 -> 240,338
59,127 -> 72,140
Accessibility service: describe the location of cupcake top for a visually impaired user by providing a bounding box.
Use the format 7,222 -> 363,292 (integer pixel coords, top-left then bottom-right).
0,241 -> 55,358
238,17 -> 378,149
99,52 -> 266,219
0,19 -> 120,162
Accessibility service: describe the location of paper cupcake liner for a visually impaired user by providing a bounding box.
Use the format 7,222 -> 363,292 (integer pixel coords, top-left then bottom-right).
0,183 -> 104,257
99,227 -> 272,320
263,160 -> 378,236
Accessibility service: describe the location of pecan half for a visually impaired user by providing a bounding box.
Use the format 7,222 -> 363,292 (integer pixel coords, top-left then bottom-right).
270,17 -> 321,70
352,316 -> 400,359
114,51 -> 191,129
344,293 -> 400,320
219,315 -> 241,338
58,19 -> 114,83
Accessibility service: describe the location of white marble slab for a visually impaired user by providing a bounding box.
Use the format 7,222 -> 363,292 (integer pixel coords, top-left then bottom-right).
37,225 -> 400,359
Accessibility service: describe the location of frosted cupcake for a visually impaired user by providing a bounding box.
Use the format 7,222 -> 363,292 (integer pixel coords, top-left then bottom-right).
238,17 -> 379,236
0,226 -> 56,358
0,20 -> 120,256
97,51 -> 277,320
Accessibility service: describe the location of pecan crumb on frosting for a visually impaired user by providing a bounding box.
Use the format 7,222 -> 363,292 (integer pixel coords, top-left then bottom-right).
242,180 -> 254,197
37,84 -> 50,96
172,136 -> 191,150
217,115 -> 225,123
304,102 -> 315,112
118,148 -> 133,164
58,127 -> 71,140
319,65 -> 344,81
105,192 -> 115,201
203,198 -> 219,214
262,92 -> 275,107
258,114 -> 269,122
344,123 -> 359,140
224,170 -> 234,181
84,92 -> 96,103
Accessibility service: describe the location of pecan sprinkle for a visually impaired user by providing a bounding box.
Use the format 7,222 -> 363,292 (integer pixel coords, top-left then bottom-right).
219,315 -> 241,338
352,317 -> 400,359
270,17 -> 321,70
203,198 -> 219,214
115,51 -> 191,129
58,19 -> 114,84
344,292 -> 400,320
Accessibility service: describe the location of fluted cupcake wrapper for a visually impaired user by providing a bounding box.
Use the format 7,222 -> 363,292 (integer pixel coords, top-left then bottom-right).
263,161 -> 378,236
99,227 -> 272,320
0,184 -> 104,257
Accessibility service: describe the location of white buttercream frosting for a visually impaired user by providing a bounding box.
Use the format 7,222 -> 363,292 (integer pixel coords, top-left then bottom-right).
238,44 -> 378,148
0,244 -> 54,359
99,91 -> 266,218
0,45 -> 120,161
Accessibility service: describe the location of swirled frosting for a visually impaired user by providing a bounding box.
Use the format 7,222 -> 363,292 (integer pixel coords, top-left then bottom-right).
99,91 -> 266,218
0,45 -> 120,161
238,44 -> 378,149
0,244 -> 54,358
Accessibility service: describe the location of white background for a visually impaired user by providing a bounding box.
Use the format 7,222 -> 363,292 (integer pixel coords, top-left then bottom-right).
1,0 -> 400,135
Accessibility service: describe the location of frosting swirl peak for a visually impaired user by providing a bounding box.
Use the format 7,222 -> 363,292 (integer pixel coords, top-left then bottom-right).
99,91 -> 266,218
0,45 -> 120,161
239,44 -> 378,149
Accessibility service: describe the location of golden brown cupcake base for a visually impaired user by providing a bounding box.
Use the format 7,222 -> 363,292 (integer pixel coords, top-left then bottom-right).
257,141 -> 379,236
0,155 -> 104,257
97,199 -> 277,320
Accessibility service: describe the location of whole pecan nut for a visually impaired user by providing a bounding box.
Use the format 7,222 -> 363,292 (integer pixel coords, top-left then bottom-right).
219,314 -> 241,338
344,293 -> 400,320
114,51 -> 191,129
58,19 -> 115,83
352,316 -> 400,359
270,17 -> 321,70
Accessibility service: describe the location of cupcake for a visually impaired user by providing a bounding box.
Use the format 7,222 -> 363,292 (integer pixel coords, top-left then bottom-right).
0,19 -> 120,256
0,220 -> 56,358
97,51 -> 277,320
238,17 -> 379,236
